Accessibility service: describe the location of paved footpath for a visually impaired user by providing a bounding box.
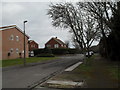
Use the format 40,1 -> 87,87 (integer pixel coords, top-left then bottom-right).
2,54 -> 84,89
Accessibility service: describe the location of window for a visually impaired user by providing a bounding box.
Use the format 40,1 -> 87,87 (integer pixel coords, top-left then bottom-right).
54,44 -> 59,48
64,45 -> 66,47
10,48 -> 14,53
22,50 -> 24,53
10,35 -> 14,40
16,36 -> 19,41
16,48 -> 19,53
34,45 -> 35,47
31,45 -> 35,47
46,44 -> 51,48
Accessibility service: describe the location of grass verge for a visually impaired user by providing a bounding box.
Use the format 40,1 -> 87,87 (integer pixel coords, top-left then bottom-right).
71,55 -> 95,79
43,54 -> 119,88
1,57 -> 58,67
106,62 -> 119,80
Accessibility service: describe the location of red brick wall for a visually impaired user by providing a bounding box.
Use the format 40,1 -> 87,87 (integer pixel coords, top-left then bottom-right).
0,31 -> 2,60
2,27 -> 29,60
45,38 -> 67,48
29,41 -> 39,51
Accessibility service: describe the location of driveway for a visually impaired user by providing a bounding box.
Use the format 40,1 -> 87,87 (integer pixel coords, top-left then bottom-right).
2,54 -> 84,89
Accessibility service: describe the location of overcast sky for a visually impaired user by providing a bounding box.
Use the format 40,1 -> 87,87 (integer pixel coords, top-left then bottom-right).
1,1 -> 99,48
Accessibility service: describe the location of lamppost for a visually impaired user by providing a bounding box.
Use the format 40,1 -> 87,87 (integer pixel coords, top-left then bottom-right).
23,20 -> 27,66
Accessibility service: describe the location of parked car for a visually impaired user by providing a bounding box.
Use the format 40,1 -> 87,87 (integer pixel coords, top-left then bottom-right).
85,51 -> 94,57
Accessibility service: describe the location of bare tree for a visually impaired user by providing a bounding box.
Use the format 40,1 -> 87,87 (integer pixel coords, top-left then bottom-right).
78,1 -> 120,60
72,37 -> 81,49
64,40 -> 69,48
47,3 -> 99,56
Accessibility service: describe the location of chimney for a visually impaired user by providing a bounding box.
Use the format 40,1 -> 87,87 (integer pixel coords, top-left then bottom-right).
55,37 -> 57,39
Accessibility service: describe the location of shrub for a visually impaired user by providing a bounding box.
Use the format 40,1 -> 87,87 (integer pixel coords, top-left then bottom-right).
36,53 -> 55,57
33,49 -> 44,56
33,48 -> 52,56
34,48 -> 81,56
68,49 -> 80,54
44,47 -> 52,54
51,48 -> 69,55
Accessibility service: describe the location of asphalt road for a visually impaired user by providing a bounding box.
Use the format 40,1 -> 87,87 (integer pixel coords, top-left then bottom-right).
2,54 -> 84,89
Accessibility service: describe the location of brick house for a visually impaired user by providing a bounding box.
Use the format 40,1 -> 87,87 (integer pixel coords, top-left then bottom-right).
0,25 -> 29,60
45,37 -> 67,48
28,40 -> 39,51
28,40 -> 39,57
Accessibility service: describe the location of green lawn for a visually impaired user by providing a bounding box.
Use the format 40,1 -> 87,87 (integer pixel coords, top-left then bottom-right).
107,62 -> 119,80
71,56 -> 95,79
0,60 -> 2,67
1,57 -> 58,67
48,56 -> 95,82
73,55 -> 119,81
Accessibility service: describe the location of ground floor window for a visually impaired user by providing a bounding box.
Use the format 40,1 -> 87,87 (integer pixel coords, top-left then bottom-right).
54,44 -> 59,48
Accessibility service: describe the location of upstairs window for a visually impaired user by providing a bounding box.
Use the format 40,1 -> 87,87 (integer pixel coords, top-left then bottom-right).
31,45 -> 35,47
16,36 -> 19,41
46,44 -> 51,48
10,35 -> 14,40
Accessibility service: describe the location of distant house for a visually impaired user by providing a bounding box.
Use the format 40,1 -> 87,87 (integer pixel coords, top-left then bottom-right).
28,40 -> 39,57
0,25 -> 29,60
45,37 -> 67,49
28,40 -> 39,51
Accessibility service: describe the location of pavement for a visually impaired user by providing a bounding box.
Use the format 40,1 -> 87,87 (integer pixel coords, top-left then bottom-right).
64,62 -> 83,71
2,54 -> 84,89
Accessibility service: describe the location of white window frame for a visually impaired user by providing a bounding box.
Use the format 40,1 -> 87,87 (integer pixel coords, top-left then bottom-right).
10,35 -> 14,40
54,44 -> 59,48
16,48 -> 19,54
16,36 -> 19,41
10,48 -> 14,53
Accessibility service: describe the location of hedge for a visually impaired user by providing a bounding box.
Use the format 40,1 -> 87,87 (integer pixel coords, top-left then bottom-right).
33,48 -> 81,56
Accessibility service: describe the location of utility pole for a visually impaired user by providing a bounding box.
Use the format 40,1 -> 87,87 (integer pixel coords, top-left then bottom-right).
23,20 -> 27,66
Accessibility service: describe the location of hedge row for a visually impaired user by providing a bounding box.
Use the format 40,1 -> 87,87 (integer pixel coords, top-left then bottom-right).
33,48 -> 81,56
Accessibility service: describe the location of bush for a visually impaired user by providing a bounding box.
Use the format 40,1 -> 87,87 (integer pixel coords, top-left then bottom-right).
51,48 -> 69,55
33,48 -> 52,56
33,48 -> 81,56
68,49 -> 80,54
33,49 -> 44,56
36,53 -> 55,57
44,47 -> 52,54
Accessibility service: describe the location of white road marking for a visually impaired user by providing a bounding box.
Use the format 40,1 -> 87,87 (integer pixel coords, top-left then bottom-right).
65,62 -> 83,71
47,80 -> 83,86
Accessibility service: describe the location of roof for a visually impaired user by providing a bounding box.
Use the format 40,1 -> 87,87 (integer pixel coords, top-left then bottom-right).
29,40 -> 38,44
53,37 -> 66,45
0,25 -> 29,38
46,37 -> 66,45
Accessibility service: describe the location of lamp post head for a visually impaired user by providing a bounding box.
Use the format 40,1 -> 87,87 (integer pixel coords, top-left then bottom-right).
24,21 -> 27,23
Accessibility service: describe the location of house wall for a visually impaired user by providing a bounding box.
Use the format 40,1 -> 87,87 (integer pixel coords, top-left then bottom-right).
0,31 -> 2,60
29,41 -> 39,51
2,28 -> 29,60
45,38 -> 64,48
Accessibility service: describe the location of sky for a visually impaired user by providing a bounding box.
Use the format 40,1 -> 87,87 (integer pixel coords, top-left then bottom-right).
1,0 -> 99,48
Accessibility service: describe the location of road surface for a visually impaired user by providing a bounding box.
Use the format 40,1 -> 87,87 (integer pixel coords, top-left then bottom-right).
2,54 -> 84,89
